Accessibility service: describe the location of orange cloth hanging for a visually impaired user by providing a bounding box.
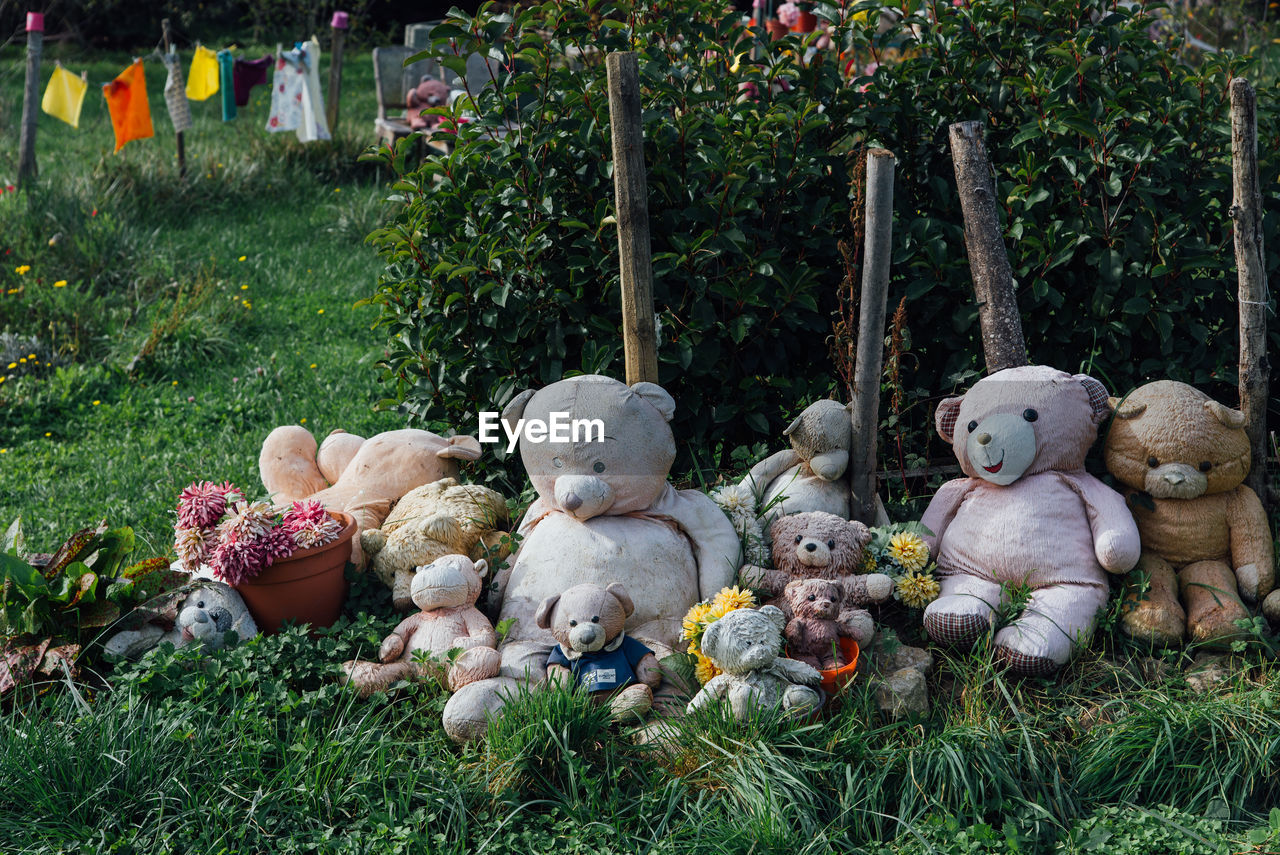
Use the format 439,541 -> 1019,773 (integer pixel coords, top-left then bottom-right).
102,61 -> 154,153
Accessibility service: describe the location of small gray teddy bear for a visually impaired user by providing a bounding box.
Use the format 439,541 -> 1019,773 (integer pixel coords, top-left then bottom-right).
686,605 -> 822,719
104,581 -> 258,660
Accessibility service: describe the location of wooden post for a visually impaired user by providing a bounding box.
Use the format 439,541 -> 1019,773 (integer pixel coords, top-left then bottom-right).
606,52 -> 659,385
850,149 -> 895,525
948,121 -> 1027,373
327,11 -> 350,134
17,12 -> 44,188
1230,78 -> 1270,505
161,19 -> 186,180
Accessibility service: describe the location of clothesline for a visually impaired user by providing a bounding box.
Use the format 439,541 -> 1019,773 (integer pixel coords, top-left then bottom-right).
38,38 -> 332,152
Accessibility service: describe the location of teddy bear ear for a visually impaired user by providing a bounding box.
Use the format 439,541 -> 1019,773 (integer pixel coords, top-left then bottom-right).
604,582 -> 635,617
1109,395 -> 1146,420
501,389 -> 537,432
759,604 -> 787,632
935,397 -> 963,444
848,519 -> 872,547
701,619 -> 722,655
473,558 -> 489,580
534,593 -> 560,630
437,435 -> 482,461
782,413 -> 804,437
1205,399 -> 1246,428
631,382 -> 676,422
1074,374 -> 1112,425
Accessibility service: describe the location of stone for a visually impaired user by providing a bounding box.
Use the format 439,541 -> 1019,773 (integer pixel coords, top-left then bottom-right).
875,667 -> 928,719
1184,652 -> 1230,694
875,643 -> 935,678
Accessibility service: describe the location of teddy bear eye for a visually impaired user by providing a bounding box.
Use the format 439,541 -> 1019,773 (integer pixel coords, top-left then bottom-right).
593,461 -> 605,473
1147,456 -> 1159,468
1023,408 -> 1038,422
827,540 -> 835,549
552,456 -> 564,468
967,420 -> 978,432
196,601 -> 205,609
1199,461 -> 1212,472
794,535 -> 802,544
568,620 -> 577,627
807,594 -> 816,601
591,615 -> 599,623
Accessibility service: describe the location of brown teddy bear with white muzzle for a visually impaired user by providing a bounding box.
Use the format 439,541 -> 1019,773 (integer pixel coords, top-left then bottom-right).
1105,380 -> 1275,646
537,582 -> 661,722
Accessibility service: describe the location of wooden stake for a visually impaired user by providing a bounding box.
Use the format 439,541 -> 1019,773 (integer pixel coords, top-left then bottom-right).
1230,78 -> 1271,505
606,52 -> 658,385
850,149 -> 896,525
17,13 -> 44,188
327,11 -> 350,134
162,19 -> 186,180
948,121 -> 1027,373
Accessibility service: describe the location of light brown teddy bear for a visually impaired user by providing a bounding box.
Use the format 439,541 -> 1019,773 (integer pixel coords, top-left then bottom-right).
259,426 -> 482,569
537,583 -> 661,723
1105,380 -> 1275,647
360,478 -> 510,611
341,555 -> 501,696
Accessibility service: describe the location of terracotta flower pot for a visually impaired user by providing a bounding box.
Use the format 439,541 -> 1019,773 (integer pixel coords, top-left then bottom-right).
765,19 -> 789,40
792,10 -> 818,32
818,637 -> 860,695
234,512 -> 354,634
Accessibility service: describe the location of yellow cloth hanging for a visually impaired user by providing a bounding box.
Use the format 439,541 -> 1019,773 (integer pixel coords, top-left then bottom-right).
186,46 -> 220,101
41,65 -> 88,128
102,61 -> 154,153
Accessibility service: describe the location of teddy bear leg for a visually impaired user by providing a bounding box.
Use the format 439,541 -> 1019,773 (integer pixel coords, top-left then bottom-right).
1120,553 -> 1185,648
923,575 -> 1003,649
609,684 -> 654,723
1180,560 -> 1250,647
781,683 -> 822,715
441,676 -> 524,743
994,582 -> 1108,676
340,660 -> 421,698
446,646 -> 502,692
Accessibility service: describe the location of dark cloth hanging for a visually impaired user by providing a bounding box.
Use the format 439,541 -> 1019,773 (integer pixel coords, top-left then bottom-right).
233,56 -> 274,107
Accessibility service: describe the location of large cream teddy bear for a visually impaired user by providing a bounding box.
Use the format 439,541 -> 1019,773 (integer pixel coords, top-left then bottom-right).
259,427 -> 482,568
1104,380 -> 1275,646
921,365 -> 1141,675
441,375 -> 742,741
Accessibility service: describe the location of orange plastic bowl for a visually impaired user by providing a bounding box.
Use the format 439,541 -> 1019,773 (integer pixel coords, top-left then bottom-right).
818,637 -> 861,695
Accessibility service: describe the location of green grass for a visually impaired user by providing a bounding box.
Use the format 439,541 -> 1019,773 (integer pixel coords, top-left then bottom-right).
4,41 -> 1280,855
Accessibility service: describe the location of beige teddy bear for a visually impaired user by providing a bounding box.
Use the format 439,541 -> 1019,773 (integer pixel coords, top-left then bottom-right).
360,477 -> 509,611
340,555 -> 501,696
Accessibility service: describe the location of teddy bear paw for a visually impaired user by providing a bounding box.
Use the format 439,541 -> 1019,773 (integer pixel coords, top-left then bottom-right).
1236,564 -> 1261,603
923,609 -> 989,648
993,644 -> 1059,677
864,573 -> 894,603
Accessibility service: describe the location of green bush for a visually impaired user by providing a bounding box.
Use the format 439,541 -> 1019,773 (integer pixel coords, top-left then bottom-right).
367,0 -> 1278,481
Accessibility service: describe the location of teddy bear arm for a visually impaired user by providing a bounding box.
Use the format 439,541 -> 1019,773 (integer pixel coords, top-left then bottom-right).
546,663 -> 574,690
650,485 -> 742,598
740,566 -> 792,599
739,449 -> 802,502
769,655 -> 822,687
1060,472 -> 1142,574
1227,486 -> 1275,600
688,674 -> 731,710
634,652 -> 662,689
920,478 -> 978,555
840,573 -> 893,606
784,619 -> 808,651
453,609 -> 498,650
381,614 -> 424,661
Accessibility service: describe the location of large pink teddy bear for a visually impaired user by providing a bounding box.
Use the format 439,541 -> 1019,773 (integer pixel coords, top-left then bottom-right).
920,365 -> 1141,675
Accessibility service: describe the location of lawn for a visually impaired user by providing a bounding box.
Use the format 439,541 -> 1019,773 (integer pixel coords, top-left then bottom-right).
3,31 -> 1280,855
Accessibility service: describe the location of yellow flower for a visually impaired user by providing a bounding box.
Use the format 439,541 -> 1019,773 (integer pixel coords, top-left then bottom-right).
694,653 -> 721,685
171,380 -> 178,386
309,363 -> 317,369
18,358 -> 26,364
242,299 -> 252,308
682,601 -> 713,641
334,187 -> 341,193
240,284 -> 249,290
317,309 -> 324,314
0,449 -> 6,454
888,532 -> 929,573
6,363 -> 14,369
92,400 -> 100,406
896,571 -> 941,609
238,255 -> 247,262
300,418 -> 307,424
711,585 -> 756,615
14,265 -> 30,275
44,432 -> 50,437
53,280 -> 67,288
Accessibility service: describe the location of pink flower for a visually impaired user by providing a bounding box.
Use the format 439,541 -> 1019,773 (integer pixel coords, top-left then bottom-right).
218,499 -> 275,542
776,1 -> 801,26
260,526 -> 297,563
177,480 -> 228,528
210,535 -> 268,586
174,525 -> 216,571
283,499 -> 328,529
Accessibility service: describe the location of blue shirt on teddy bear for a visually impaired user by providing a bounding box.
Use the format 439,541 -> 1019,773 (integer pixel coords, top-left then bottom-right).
547,635 -> 653,692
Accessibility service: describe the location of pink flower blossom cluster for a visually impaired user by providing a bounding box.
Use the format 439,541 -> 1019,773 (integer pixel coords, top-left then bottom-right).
282,499 -> 343,550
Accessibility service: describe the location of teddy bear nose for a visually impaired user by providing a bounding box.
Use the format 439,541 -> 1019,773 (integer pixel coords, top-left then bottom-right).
562,492 -> 583,511
976,432 -> 992,446
804,542 -> 817,552
1165,471 -> 1184,484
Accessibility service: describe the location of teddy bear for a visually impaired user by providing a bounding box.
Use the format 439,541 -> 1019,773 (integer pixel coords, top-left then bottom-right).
360,477 -> 510,611
103,581 -> 258,660
686,605 -> 822,719
740,511 -> 892,646
536,582 -> 662,722
340,554 -> 501,696
783,578 -> 854,670
1103,380 -> 1275,647
737,398 -> 890,535
440,375 -> 742,742
259,426 -> 482,569
920,365 -> 1141,676
405,77 -> 453,130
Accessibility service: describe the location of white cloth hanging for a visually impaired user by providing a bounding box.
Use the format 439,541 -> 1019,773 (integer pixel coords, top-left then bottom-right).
265,41 -> 330,143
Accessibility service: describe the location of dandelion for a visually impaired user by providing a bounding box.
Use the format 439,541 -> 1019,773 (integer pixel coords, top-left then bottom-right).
333,187 -> 341,193
300,417 -> 307,424
317,309 -> 324,314
241,299 -> 252,308
14,265 -> 30,275
18,358 -> 26,364
238,255 -> 247,261
44,432 -> 50,437
0,449 -> 6,454
309,363 -> 317,369
895,571 -> 941,609
171,380 -> 178,386
888,531 -> 929,572
92,400 -> 100,405
6,363 -> 14,369
53,280 -> 66,288
240,284 -> 249,290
